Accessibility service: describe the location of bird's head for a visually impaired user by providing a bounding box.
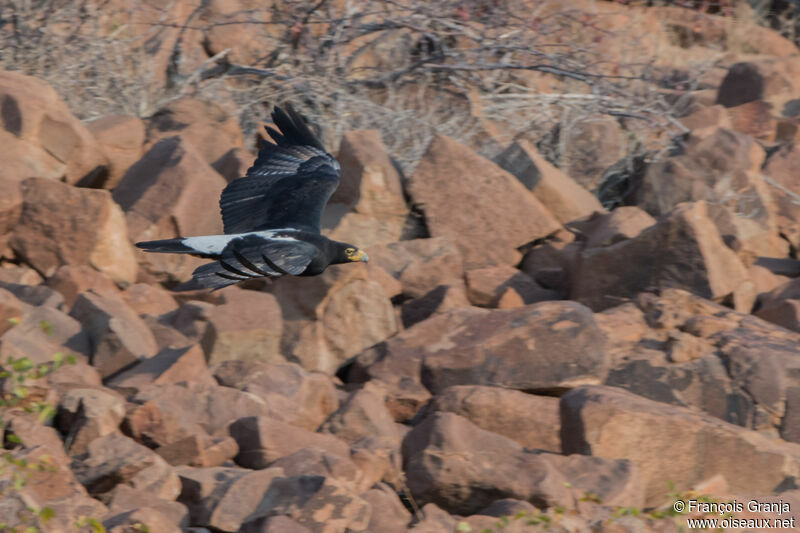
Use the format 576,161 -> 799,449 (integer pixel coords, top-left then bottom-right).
337,243 -> 369,264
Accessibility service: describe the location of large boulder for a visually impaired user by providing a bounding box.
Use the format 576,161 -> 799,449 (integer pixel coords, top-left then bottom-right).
573,201 -> 754,312
419,301 -> 610,394
561,385 -> 800,505
495,140 -> 604,224
145,97 -> 244,170
323,130 -> 412,247
86,114 -> 146,189
408,135 -> 560,268
10,177 -> 137,284
70,291 -> 159,379
402,412 -> 572,514
0,70 -> 107,184
635,128 -> 786,259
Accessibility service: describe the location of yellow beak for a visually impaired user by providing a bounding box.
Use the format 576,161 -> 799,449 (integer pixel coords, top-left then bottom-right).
350,249 -> 369,262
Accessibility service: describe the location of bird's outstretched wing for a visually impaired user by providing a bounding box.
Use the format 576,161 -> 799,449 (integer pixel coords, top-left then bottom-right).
181,234 -> 318,290
220,105 -> 340,235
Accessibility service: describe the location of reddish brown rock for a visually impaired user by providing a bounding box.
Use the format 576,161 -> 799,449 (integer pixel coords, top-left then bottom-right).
556,115 -> 627,191
636,128 -> 786,259
716,59 -> 800,111
156,434 -> 239,467
57,386 -> 126,455
368,238 -> 464,299
177,466 -> 285,532
270,448 -> 364,492
320,387 -> 403,446
408,135 -> 560,268
755,299 -> 800,333
200,0 -> 277,65
402,412 -> 571,514
465,265 -> 556,308
362,483 -> 411,533
495,140 -> 604,223
201,288 -> 283,366
131,382 -> 267,440
112,136 -> 227,282
107,344 -> 216,394
0,70 -> 107,184
229,416 -> 350,469
0,287 -> 25,336
678,104 -> 732,137
407,503 -> 456,533
121,283 -> 179,316
561,385 -> 800,505
0,305 -> 90,364
72,433 -> 180,500
0,281 -> 62,308
86,114 -> 146,189
70,291 -> 158,379
105,484 -> 189,528
104,507 -> 184,533
519,234 -> 582,298
45,264 -> 121,308
273,266 -> 399,373
0,423 -> 108,528
420,301 -> 609,394
323,130 -> 411,247
579,206 -> 657,248
346,308 -> 487,421
400,283 -> 471,327
213,360 -> 338,431
0,176 -> 22,236
146,97 -> 244,169
763,142 -> 800,249
573,201 -> 753,312
242,516 -> 312,533
10,177 -> 137,284
431,386 -> 561,453
726,100 -> 777,140
213,146 -> 255,182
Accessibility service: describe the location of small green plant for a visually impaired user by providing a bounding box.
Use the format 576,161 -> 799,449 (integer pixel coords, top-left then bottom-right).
0,321 -> 79,533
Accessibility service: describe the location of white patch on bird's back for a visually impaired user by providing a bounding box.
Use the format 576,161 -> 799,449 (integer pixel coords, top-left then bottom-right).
250,229 -> 303,242
182,229 -> 301,255
181,235 -> 237,254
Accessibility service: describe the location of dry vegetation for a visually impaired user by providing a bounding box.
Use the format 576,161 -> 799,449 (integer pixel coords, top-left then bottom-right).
0,0 -> 725,171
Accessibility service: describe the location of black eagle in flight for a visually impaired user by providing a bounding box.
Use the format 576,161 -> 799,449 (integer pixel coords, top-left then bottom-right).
135,105 -> 368,290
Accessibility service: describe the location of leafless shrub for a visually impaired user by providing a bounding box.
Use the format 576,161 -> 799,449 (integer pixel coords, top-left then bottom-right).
0,0 -> 730,171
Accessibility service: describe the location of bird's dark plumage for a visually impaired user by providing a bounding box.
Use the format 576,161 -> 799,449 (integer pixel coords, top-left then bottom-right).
135,104 -> 368,290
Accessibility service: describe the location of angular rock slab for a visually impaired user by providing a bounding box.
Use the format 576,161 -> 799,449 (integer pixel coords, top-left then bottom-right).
402,412 -> 572,515
420,301 -> 609,394
561,385 -> 800,505
408,135 -> 560,268
573,201 -> 753,312
0,70 -> 107,184
10,177 -> 137,284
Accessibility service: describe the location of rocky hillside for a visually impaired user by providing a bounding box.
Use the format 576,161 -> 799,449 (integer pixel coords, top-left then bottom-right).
1,1 -> 800,532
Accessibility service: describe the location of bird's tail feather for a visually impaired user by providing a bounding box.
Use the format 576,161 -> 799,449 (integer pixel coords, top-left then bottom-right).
135,235 -> 230,258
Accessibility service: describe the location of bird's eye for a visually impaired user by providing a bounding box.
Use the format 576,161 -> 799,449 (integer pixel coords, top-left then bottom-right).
345,247 -> 355,255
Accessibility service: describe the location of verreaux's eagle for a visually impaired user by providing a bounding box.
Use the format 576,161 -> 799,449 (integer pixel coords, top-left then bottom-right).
135,104 -> 368,290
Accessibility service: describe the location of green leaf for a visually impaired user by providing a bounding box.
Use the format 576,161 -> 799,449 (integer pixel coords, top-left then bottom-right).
39,507 -> 55,522
39,320 -> 53,335
6,434 -> 23,445
8,317 -> 20,325
456,522 -> 472,532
